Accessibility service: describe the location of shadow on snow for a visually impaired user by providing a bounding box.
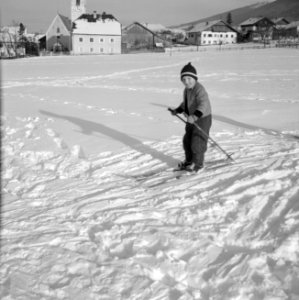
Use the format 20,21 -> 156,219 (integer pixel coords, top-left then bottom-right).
39,110 -> 178,167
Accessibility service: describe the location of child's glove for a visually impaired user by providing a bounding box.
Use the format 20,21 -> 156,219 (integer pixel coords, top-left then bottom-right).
187,115 -> 197,124
169,108 -> 177,115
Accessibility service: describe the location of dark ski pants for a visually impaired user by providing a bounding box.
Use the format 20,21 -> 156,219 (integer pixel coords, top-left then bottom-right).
183,115 -> 212,167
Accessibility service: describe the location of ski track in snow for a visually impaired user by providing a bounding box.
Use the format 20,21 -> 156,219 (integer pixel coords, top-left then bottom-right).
2,118 -> 299,299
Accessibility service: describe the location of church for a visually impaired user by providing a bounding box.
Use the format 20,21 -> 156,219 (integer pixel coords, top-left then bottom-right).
45,0 -> 122,54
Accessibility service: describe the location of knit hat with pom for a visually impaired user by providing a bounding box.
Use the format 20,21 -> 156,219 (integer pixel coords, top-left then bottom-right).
180,62 -> 198,81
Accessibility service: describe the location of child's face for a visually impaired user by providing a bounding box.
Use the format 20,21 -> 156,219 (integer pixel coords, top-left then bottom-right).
182,76 -> 197,89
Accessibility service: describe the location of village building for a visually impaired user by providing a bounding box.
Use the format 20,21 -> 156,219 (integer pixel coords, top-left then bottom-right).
72,11 -> 121,54
273,21 -> 299,41
122,22 -> 170,52
239,17 -> 275,42
45,14 -> 72,52
45,0 -> 121,54
186,20 -> 239,46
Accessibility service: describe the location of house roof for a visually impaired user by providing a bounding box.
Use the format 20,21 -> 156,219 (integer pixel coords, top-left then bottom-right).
76,12 -> 117,22
271,17 -> 290,25
141,23 -> 168,33
187,20 -> 239,33
187,20 -> 221,33
58,14 -> 72,32
240,17 -> 274,27
72,14 -> 121,35
284,21 -> 299,29
240,17 -> 264,26
124,22 -> 157,36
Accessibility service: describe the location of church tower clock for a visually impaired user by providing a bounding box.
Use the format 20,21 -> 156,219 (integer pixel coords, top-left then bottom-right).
71,0 -> 86,22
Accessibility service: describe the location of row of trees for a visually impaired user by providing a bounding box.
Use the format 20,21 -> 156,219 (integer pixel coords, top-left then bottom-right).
0,23 -> 39,58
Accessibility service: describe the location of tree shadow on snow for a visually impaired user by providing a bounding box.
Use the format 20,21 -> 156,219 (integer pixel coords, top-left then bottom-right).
39,110 -> 178,167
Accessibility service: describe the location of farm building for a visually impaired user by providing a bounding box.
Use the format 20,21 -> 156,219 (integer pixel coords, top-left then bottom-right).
122,22 -> 170,52
45,14 -> 72,52
239,17 -> 275,42
185,20 -> 239,46
273,21 -> 299,41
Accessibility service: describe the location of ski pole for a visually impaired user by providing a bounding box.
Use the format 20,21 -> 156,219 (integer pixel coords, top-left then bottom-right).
168,108 -> 234,161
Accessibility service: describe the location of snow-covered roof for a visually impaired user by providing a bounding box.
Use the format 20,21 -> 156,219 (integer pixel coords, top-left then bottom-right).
77,12 -> 117,22
271,17 -> 290,25
187,20 -> 238,33
239,17 -> 274,26
187,20 -> 221,33
141,23 -> 168,33
73,13 -> 121,35
58,14 -> 72,32
284,21 -> 299,29
124,22 -> 157,36
240,18 -> 264,26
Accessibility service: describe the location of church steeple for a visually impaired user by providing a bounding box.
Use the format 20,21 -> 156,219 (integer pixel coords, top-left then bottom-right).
71,0 -> 86,22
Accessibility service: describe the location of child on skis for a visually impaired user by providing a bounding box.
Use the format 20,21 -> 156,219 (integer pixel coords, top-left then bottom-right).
170,62 -> 212,172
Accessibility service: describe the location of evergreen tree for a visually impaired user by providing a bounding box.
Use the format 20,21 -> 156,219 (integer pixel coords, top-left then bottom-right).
18,23 -> 26,36
226,12 -> 232,25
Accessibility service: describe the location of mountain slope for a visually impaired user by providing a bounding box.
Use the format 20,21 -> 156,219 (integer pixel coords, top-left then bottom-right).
172,0 -> 299,28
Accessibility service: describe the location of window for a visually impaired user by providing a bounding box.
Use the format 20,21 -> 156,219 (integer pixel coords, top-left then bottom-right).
220,34 -> 223,38
57,27 -> 60,34
203,34 -> 206,37
90,48 -> 93,53
79,37 -> 83,42
90,38 -> 94,42
110,38 -> 114,43
100,48 -> 104,53
231,34 -> 234,38
100,38 -> 104,43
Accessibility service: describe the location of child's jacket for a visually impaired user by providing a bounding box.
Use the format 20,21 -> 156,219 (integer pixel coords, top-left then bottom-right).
177,81 -> 212,118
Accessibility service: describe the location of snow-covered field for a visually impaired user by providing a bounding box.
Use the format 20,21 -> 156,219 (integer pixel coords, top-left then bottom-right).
1,48 -> 299,299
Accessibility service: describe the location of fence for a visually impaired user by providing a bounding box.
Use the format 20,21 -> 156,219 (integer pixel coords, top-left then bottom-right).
165,42 -> 276,54
275,39 -> 299,48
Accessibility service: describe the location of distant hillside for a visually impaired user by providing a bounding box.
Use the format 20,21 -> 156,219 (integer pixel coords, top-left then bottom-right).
171,0 -> 299,29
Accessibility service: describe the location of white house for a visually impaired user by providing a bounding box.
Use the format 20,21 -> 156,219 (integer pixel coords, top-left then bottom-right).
186,20 -> 238,46
72,11 -> 121,55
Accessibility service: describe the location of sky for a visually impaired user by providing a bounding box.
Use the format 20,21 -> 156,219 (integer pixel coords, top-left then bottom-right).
0,0 -> 267,33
